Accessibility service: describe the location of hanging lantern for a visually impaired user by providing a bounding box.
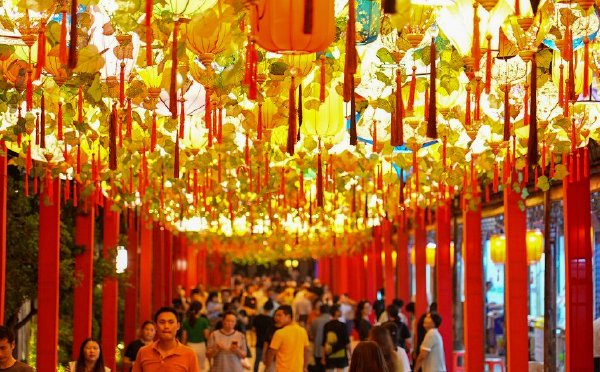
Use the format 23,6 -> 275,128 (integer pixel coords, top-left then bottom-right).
356,0 -> 382,45
489,234 -> 506,264
526,229 -> 543,264
426,242 -> 436,266
301,76 -> 345,144
254,0 -> 336,53
185,5 -> 233,68
283,54 -> 316,79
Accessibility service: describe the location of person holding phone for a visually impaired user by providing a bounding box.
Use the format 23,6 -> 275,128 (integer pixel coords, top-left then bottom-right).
207,311 -> 247,372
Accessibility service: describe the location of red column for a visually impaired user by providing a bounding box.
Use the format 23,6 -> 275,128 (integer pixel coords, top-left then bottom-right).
374,226 -> 384,295
383,219 -> 395,305
348,255 -> 363,300
37,179 -> 61,372
414,207 -> 428,317
124,211 -> 138,346
174,235 -> 185,292
152,223 -> 164,312
463,192 -> 484,372
504,175 -> 529,370
197,244 -> 207,287
163,229 -> 173,306
319,257 -> 331,288
0,142 -> 7,324
139,214 -> 153,323
72,202 -> 95,359
330,256 -> 340,295
334,255 -> 349,296
366,246 -> 378,302
396,213 -> 410,304
436,200 -> 453,372
187,243 -> 197,294
563,147 -> 594,372
102,200 -> 120,371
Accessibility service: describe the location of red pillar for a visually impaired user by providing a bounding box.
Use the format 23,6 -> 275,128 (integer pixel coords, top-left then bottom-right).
319,257 -> 331,288
72,202 -> 95,359
396,213 -> 410,304
463,192 -> 484,372
174,235 -> 185,292
383,219 -> 395,305
0,142 -> 7,324
152,223 -> 164,312
37,179 -> 61,372
187,243 -> 197,294
348,255 -> 363,300
164,229 -> 173,305
366,246 -> 378,302
436,200 -> 453,372
374,226 -> 384,295
563,147 -> 594,372
414,207 -> 428,317
504,175 -> 529,370
139,214 -> 153,323
124,210 -> 138,346
102,200 -> 120,371
197,244 -> 207,287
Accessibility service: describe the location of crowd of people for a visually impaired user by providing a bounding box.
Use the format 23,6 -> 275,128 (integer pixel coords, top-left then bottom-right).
0,275 -> 447,372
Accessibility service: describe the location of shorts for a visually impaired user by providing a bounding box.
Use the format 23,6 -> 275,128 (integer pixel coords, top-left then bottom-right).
326,357 -> 348,369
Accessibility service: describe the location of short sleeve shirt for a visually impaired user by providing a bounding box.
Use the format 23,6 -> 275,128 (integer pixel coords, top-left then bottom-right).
183,317 -> 210,343
0,361 -> 35,372
420,328 -> 447,372
270,323 -> 309,372
124,339 -> 146,362
132,341 -> 200,372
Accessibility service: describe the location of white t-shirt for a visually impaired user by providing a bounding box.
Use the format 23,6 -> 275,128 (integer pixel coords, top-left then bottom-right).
396,347 -> 411,371
594,318 -> 600,357
420,328 -> 446,372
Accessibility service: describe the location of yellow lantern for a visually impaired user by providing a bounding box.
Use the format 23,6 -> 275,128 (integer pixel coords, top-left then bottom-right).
301,77 -> 345,144
185,5 -> 233,65
489,234 -> 506,264
283,53 -> 316,79
166,0 -> 216,17
410,247 -> 415,265
426,242 -> 436,267
526,230 -> 543,264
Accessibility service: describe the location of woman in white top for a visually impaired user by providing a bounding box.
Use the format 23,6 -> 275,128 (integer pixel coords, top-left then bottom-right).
67,338 -> 111,372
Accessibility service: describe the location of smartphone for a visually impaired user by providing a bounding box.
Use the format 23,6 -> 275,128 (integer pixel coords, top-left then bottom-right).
232,341 -> 238,346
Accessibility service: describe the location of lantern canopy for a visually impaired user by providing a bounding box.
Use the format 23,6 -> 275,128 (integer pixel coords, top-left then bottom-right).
254,0 -> 336,53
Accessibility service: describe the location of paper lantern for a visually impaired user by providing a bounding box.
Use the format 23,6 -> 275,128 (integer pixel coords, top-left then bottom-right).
185,6 -> 232,64
301,78 -> 345,143
254,0 -> 336,53
283,53 -> 315,79
166,0 -> 217,16
356,0 -> 382,45
489,234 -> 506,264
526,229 -> 543,264
426,242 -> 436,267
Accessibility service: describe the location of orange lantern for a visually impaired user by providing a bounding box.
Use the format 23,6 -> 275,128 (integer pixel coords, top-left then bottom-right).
489,234 -> 506,264
254,0 -> 336,53
426,242 -> 436,267
526,230 -> 543,264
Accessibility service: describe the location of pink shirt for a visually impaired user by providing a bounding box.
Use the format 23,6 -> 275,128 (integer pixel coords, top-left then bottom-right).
132,340 -> 200,372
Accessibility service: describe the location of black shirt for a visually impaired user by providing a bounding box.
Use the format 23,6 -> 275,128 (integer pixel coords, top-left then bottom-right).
323,319 -> 350,357
253,314 -> 274,346
124,339 -> 145,362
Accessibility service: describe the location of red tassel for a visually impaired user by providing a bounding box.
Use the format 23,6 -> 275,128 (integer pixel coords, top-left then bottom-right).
297,84 -> 303,142
392,70 -> 404,146
503,85 -> 510,141
218,106 -> 223,143
472,4 -> 481,70
126,98 -> 132,137
40,93 -> 46,148
145,0 -> 153,65
493,162 -> 498,192
558,64 -> 564,107
247,39 -> 258,100
485,34 -> 492,94
424,88 -> 429,122
119,62 -> 125,107
408,66 -> 416,112
73,182 -> 78,206
76,144 -> 80,175
57,102 -> 63,140
287,76 -> 297,155
528,56 -> 538,166
26,69 -> 33,111
205,89 -> 212,129
534,167 -> 538,189
317,150 -> 324,207
320,55 -> 326,102
465,86 -> 471,126
33,176 -> 38,195
243,37 -> 252,86
349,76 -> 357,145
36,26 -> 46,78
174,130 -> 180,178
426,36 -> 437,139
257,102 -> 263,141
257,165 -> 261,194
68,0 -> 78,69
541,141 -> 546,174
109,104 -> 117,170
25,143 -> 31,197
169,21 -> 179,119
179,95 -> 185,139
343,0 -> 357,102
372,120 -> 377,152
64,177 -> 70,202
515,0 -> 520,15
77,86 -> 83,122
151,112 -> 157,151
524,82 -> 529,127
59,10 -> 68,64
584,36 -> 590,98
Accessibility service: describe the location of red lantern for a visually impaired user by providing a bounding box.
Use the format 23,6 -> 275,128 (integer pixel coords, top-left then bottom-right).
254,0 -> 336,53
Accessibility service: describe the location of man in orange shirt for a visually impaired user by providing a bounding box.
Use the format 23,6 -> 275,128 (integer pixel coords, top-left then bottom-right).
133,307 -> 200,372
265,305 -> 310,372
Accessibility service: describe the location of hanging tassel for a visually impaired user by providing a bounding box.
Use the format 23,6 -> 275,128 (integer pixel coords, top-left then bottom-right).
145,0 -> 153,65
383,0 -> 397,13
244,38 -> 258,100
349,75 -> 357,145
68,0 -> 78,69
317,149 -> 324,207
485,34 -> 492,94
297,84 -> 303,142
493,162 -> 498,192
179,95 -> 185,139
119,62 -> 126,107
524,82 -> 530,127
126,99 -> 132,137
59,9 -> 68,64
424,87 -> 429,122
583,36 -> 590,98
343,0 -> 357,102
26,69 -> 33,111
303,0 -> 314,34
558,64 -> 564,107
257,102 -> 263,141
528,55 -> 538,167
465,86 -> 471,126
320,55 -> 326,102
64,176 -> 70,202
76,144 -> 80,175
372,120 -> 377,152
426,36 -> 437,139
174,130 -> 180,178
392,69 -> 404,146
36,26 -> 46,78
40,93 -> 46,148
150,112 -> 157,151
567,21 -> 575,102
57,101 -> 63,140
77,86 -> 84,122
503,85 -> 510,141
218,106 -> 223,143
25,142 -> 31,197
169,21 -> 179,119
515,0 -> 520,15
212,105 -> 217,143
109,104 -> 117,170
287,75 -> 297,155
474,78 -> 481,121
205,89 -> 212,129
472,4 -> 481,70
541,140 -> 546,175
407,66 -> 417,112
33,176 -> 38,195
